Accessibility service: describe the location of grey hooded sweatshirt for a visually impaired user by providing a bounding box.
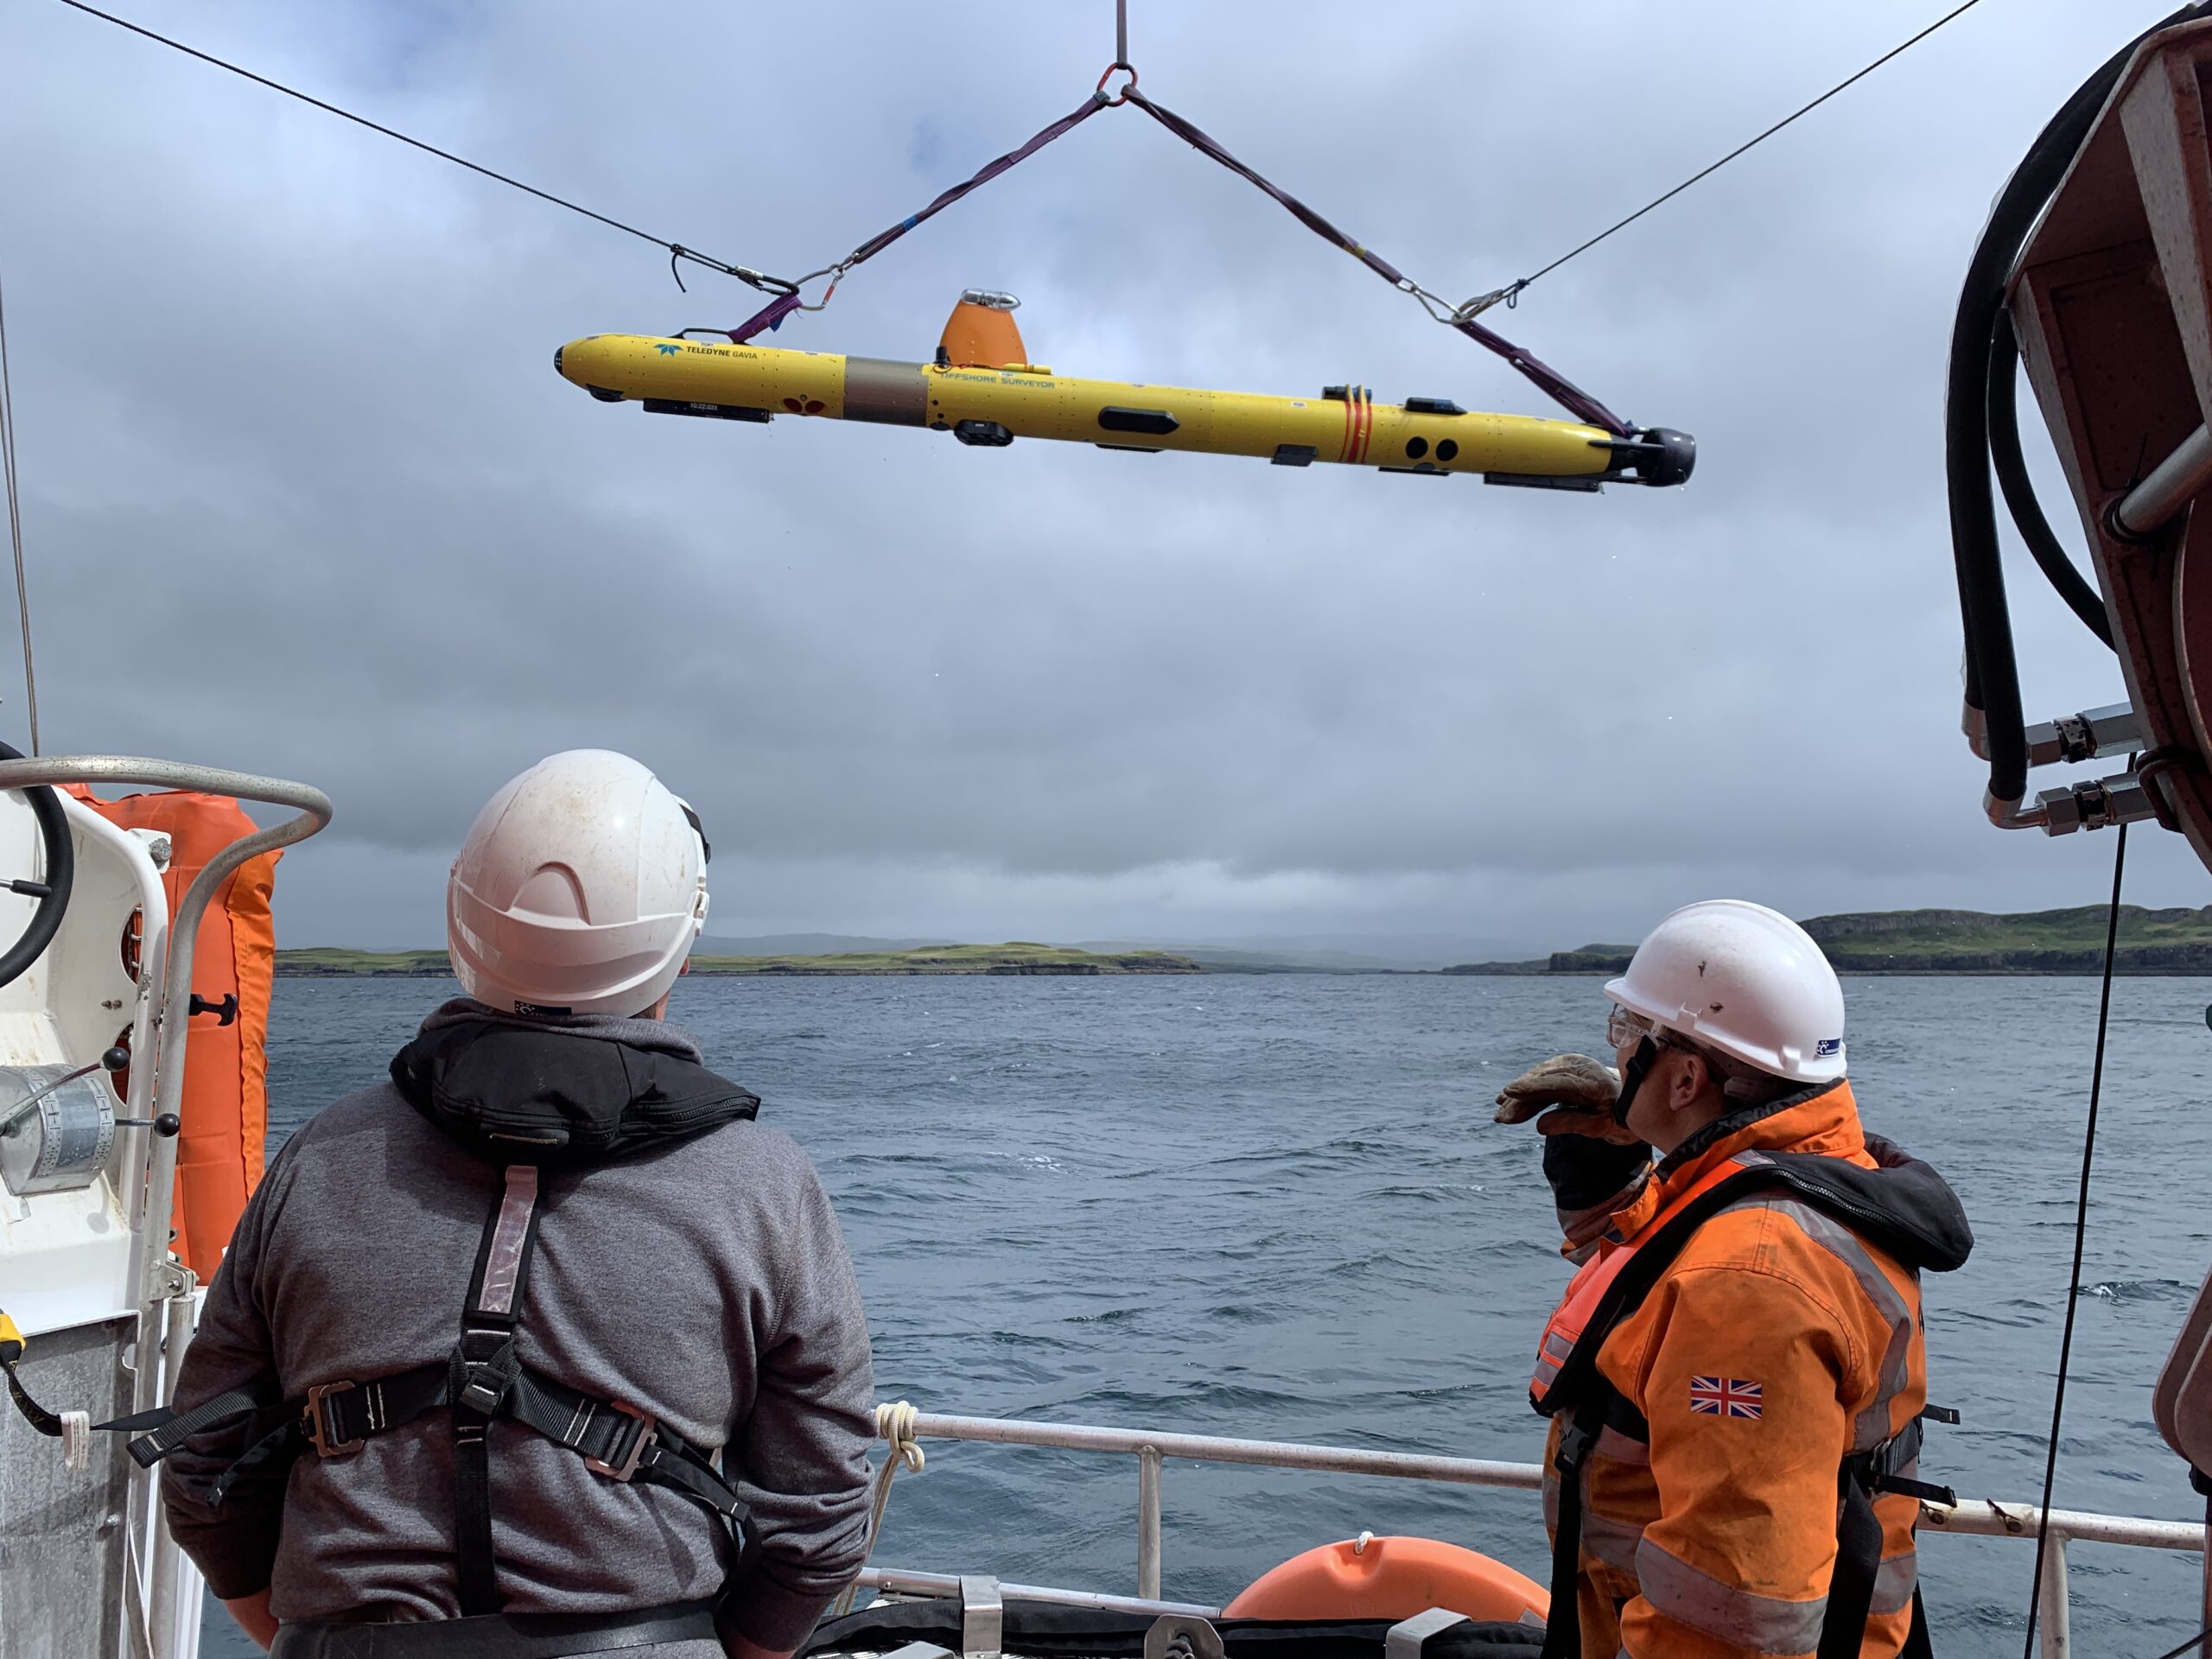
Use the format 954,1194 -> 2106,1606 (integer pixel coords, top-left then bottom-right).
162,1001 -> 876,1656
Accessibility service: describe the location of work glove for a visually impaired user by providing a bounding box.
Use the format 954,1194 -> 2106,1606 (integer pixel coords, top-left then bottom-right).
1494,1053 -> 1649,1211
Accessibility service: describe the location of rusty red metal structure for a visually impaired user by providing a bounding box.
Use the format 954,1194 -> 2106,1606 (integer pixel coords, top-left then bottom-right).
1954,2 -> 2212,1540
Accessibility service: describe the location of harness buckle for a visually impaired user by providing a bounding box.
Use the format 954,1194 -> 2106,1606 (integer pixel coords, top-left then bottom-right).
585,1400 -> 658,1482
456,1329 -> 518,1417
304,1381 -> 364,1459
1554,1415 -> 1597,1478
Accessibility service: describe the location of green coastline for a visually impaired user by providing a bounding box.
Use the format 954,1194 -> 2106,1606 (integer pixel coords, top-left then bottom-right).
280,908 -> 2212,978
1443,906 -> 2212,976
276,943 -> 1201,977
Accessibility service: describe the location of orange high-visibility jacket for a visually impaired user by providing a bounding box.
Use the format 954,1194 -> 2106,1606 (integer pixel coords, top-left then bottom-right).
1535,1083 -> 1971,1659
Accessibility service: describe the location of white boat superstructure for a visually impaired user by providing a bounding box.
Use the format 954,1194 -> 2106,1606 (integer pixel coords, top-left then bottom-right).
0,757 -> 328,1659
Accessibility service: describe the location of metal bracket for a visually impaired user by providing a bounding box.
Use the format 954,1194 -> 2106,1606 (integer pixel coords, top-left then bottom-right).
883,1647 -> 956,1659
2114,424 -> 2212,539
1142,1615 -> 1225,1659
1386,1608 -> 1473,1659
959,1574 -> 1003,1657
147,1258 -> 194,1302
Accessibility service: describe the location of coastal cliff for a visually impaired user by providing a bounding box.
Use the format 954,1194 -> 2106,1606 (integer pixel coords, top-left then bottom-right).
1443,906 -> 2212,976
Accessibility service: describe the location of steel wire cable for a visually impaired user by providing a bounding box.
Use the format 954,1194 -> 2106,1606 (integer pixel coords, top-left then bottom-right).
1509,0 -> 1987,297
2019,813 -> 2129,1659
0,257 -> 37,755
53,0 -> 1999,326
2144,1623 -> 2212,1659
48,0 -> 791,293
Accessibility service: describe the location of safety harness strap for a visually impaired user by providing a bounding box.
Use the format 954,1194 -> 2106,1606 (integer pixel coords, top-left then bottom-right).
302,1366 -> 448,1456
274,1356 -> 738,1514
453,1166 -> 538,1612
453,1353 -> 501,1615
502,1364 -> 735,1510
1823,1452 -> 1888,1659
1825,1420 -> 1941,1659
104,1385 -> 271,1465
109,1161 -> 748,1618
1536,1407 -> 1601,1659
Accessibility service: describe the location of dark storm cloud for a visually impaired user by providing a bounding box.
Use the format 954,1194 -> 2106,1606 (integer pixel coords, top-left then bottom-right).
0,0 -> 2196,949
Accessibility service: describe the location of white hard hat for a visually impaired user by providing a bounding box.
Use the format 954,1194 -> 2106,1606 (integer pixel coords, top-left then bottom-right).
1604,899 -> 1846,1084
447,750 -> 710,1019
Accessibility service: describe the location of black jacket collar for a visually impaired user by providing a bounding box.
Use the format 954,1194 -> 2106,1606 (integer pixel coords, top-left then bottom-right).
391,1016 -> 759,1169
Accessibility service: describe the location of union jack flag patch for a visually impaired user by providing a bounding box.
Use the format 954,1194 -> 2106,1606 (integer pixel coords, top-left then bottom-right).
1689,1376 -> 1764,1418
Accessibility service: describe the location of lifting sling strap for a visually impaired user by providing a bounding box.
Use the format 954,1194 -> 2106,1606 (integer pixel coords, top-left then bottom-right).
1535,1161 -> 1952,1659
104,1163 -> 747,1615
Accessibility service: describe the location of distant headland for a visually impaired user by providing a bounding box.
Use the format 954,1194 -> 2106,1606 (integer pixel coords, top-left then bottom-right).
1442,906 -> 2212,976
275,943 -> 1201,978
276,907 -> 2212,979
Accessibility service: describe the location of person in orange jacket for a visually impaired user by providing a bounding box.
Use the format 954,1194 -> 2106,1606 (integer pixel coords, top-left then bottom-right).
1495,900 -> 1972,1659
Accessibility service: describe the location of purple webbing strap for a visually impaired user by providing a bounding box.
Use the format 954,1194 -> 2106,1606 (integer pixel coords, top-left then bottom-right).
1124,92 -> 1410,288
837,93 -> 1109,273
1451,315 -> 1631,437
1124,90 -> 1632,436
729,291 -> 803,343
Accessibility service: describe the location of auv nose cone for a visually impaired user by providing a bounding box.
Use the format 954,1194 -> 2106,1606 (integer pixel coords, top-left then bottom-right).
554,346 -> 564,376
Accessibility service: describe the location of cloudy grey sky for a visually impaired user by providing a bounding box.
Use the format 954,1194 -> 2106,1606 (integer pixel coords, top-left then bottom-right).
0,0 -> 2200,953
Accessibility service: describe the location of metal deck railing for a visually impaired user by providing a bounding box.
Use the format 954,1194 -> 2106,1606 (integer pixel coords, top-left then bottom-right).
856,1410 -> 2212,1659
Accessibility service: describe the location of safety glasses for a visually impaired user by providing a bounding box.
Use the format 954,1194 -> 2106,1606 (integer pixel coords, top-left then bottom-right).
1605,1005 -> 1659,1052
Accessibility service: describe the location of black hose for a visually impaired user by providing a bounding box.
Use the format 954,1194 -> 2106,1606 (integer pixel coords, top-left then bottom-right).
1987,311 -> 2114,648
0,738 -> 72,988
1947,4 -> 2209,806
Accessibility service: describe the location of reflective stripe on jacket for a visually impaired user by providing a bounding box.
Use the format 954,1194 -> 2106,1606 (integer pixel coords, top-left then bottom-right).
1533,1081 -> 1957,1659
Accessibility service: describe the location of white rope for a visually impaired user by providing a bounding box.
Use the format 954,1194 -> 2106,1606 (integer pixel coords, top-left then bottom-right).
829,1401 -> 927,1618
878,1399 -> 926,1473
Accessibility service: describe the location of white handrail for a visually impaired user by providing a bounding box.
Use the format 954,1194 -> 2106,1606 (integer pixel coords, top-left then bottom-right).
906,1412 -> 1544,1489
866,1408 -> 2211,1659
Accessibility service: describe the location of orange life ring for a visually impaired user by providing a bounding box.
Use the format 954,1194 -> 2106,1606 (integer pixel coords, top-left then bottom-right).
1224,1535 -> 1548,1627
71,789 -> 280,1279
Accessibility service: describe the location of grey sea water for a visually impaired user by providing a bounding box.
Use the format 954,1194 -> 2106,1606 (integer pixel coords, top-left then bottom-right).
202,973 -> 2212,1658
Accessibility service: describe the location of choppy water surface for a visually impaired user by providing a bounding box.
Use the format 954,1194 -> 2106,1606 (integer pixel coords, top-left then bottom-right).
205,974 -> 2212,1656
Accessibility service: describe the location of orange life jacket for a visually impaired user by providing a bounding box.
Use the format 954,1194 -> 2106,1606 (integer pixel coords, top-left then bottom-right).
68,788 -> 279,1277
1527,1088 -> 1971,1659
1529,1150 -> 1762,1411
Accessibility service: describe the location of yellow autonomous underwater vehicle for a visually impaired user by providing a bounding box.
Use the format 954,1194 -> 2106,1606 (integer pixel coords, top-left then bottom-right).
556,292 -> 1695,490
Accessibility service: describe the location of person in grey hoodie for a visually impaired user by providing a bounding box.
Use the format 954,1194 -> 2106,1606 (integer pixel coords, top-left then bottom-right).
155,751 -> 876,1659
